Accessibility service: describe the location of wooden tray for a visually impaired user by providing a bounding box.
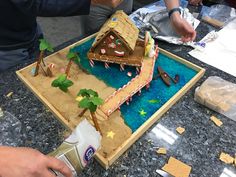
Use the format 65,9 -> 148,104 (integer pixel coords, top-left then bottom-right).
17,34 -> 205,169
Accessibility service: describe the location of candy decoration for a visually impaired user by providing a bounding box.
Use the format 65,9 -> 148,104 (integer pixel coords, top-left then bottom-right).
116,39 -> 122,45
106,37 -> 112,44
114,50 -> 124,57
138,90 -> 142,96
129,96 -> 132,102
31,67 -> 36,76
101,48 -> 106,54
111,17 -> 117,21
110,35 -> 114,40
154,45 -> 159,58
48,63 -> 55,69
127,72 -> 132,77
107,110 -> 112,115
108,21 -> 117,28
104,62 -> 110,69
146,83 -> 150,90
89,59 -> 94,68
136,67 -> 140,74
100,50 -> 157,116
108,43 -> 116,49
120,64 -> 125,71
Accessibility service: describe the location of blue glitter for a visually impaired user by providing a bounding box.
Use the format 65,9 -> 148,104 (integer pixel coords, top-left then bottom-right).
74,38 -> 197,132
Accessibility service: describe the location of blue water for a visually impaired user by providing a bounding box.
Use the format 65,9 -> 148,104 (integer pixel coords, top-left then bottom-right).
73,38 -> 197,132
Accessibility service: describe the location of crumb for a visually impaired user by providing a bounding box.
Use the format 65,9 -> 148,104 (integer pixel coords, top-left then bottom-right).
210,116 -> 223,127
6,92 -> 13,97
176,127 -> 185,134
156,148 -> 167,155
219,152 -> 234,164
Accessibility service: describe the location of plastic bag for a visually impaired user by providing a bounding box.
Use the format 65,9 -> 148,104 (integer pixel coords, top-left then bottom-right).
201,4 -> 236,28
50,119 -> 102,177
0,108 -> 26,146
194,76 -> 236,121
130,3 -> 199,45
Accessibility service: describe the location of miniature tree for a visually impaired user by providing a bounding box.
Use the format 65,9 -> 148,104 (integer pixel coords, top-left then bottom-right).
65,49 -> 80,77
76,89 -> 104,133
34,39 -> 54,76
51,74 -> 74,92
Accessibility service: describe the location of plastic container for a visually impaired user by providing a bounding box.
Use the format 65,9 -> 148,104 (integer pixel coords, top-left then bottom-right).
50,119 -> 102,176
194,76 -> 236,122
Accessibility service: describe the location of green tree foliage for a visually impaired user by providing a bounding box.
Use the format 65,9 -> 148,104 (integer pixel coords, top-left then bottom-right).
39,39 -> 54,52
51,74 -> 74,92
77,89 -> 103,112
65,48 -> 80,76
76,89 -> 104,133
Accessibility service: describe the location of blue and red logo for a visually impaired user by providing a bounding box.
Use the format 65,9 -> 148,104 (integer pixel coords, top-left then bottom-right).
83,146 -> 95,164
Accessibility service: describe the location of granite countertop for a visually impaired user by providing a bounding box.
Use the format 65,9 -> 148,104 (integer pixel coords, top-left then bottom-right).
1,6 -> 236,177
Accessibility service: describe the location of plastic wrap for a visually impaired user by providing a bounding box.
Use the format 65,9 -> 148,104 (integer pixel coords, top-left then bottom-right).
0,108 -> 26,146
194,76 -> 236,121
201,4 -> 236,28
50,119 -> 102,177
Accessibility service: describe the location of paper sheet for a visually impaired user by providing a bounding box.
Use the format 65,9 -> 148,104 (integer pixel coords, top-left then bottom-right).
189,19 -> 236,77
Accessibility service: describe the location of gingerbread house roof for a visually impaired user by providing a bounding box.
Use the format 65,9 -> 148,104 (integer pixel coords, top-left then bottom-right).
91,10 -> 139,52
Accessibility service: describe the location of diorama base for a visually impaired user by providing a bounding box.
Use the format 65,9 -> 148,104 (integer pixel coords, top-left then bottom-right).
16,34 -> 205,169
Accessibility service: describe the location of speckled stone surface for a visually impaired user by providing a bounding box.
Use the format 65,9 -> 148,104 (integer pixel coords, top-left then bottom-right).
1,6 -> 236,177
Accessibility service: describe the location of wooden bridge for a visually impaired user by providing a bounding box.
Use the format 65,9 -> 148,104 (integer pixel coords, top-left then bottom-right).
99,50 -> 158,117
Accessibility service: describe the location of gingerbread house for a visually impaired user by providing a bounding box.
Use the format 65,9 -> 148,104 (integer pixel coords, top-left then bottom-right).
87,10 -> 145,67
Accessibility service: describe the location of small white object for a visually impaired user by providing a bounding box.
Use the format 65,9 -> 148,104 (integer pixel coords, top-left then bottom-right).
101,48 -> 106,54
48,63 -> 56,69
127,72 -> 132,77
110,35 -> 115,39
115,50 -> 125,57
0,107 -> 3,117
108,43 -> 116,49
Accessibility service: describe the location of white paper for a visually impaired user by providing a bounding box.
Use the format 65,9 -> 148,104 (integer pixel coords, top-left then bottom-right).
189,19 -> 236,77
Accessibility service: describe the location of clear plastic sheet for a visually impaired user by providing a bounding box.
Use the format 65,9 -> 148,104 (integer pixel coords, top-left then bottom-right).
201,4 -> 236,28
194,76 -> 236,121
0,109 -> 26,146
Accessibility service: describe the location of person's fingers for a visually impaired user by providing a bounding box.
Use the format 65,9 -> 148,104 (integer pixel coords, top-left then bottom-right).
181,36 -> 190,42
181,32 -> 194,42
43,169 -> 58,177
191,30 -> 197,41
187,28 -> 196,41
46,156 -> 72,177
184,22 -> 196,41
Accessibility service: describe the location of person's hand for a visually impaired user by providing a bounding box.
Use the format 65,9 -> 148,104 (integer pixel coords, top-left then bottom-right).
0,146 -> 72,177
189,0 -> 203,6
170,12 -> 196,42
91,0 -> 123,8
